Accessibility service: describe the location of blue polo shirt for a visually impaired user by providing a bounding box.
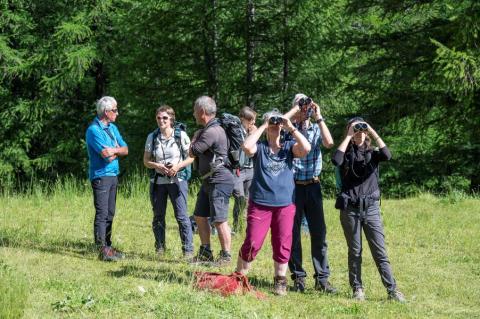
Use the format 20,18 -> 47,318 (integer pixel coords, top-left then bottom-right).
86,117 -> 127,181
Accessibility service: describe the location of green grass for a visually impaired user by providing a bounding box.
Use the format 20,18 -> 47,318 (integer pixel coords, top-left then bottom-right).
1,179 -> 479,318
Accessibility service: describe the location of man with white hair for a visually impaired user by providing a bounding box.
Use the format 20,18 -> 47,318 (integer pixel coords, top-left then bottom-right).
189,96 -> 235,265
285,93 -> 337,293
86,96 -> 128,261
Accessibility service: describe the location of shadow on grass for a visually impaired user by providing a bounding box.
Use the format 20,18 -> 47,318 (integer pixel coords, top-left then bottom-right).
0,234 -> 98,260
107,264 -> 195,285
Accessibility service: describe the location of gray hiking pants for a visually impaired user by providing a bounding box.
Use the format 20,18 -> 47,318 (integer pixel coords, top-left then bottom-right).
340,200 -> 397,292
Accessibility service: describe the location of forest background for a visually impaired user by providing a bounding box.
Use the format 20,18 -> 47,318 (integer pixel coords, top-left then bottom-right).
1,0 -> 479,196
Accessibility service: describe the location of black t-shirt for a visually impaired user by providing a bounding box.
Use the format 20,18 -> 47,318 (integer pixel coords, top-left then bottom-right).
332,145 -> 391,202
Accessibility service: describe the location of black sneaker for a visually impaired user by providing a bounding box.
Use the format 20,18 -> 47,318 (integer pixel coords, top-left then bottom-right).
214,250 -> 232,266
315,281 -> 338,294
190,246 -> 214,263
293,277 -> 306,293
99,246 -> 119,262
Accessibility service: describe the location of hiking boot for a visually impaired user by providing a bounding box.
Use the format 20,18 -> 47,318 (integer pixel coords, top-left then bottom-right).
353,288 -> 366,301
388,290 -> 406,303
293,277 -> 306,293
315,281 -> 338,294
155,247 -> 165,257
190,246 -> 214,263
99,246 -> 119,262
110,246 -> 125,259
183,251 -> 194,261
214,250 -> 232,266
273,276 -> 288,296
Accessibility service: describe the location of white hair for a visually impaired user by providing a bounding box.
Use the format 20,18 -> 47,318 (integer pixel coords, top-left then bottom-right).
194,96 -> 217,116
292,93 -> 308,107
262,108 -> 282,122
96,96 -> 117,116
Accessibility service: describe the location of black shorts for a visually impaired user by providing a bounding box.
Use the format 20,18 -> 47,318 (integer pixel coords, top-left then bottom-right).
193,182 -> 234,223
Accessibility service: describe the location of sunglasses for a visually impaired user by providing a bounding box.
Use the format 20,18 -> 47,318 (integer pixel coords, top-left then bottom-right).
109,108 -> 119,114
156,116 -> 170,121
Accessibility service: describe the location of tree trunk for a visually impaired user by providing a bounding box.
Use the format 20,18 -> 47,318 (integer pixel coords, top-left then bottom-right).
202,0 -> 219,100
282,0 -> 289,105
94,62 -> 106,99
245,0 -> 255,108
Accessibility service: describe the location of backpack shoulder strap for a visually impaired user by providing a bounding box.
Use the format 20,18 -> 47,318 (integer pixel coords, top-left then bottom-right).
150,128 -> 160,161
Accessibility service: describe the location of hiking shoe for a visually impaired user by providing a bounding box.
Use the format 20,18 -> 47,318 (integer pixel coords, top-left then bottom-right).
315,281 -> 338,294
99,246 -> 119,262
388,290 -> 406,303
353,288 -> 366,301
190,246 -> 214,263
293,277 -> 306,293
183,251 -> 194,261
110,247 -> 125,259
273,276 -> 288,296
214,251 -> 232,266
155,247 -> 165,257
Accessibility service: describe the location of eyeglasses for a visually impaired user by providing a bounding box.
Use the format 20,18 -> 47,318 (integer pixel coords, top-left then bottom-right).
109,109 -> 119,114
157,116 -> 170,121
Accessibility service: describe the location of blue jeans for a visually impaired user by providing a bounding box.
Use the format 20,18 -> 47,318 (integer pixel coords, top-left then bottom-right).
289,182 -> 331,283
340,200 -> 397,292
150,181 -> 193,253
92,176 -> 118,247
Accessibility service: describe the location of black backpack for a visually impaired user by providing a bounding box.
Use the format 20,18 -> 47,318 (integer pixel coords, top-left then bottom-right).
218,113 -> 246,169
150,122 -> 192,181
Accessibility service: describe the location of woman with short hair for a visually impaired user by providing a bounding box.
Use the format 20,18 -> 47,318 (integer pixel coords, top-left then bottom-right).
235,108 -> 311,296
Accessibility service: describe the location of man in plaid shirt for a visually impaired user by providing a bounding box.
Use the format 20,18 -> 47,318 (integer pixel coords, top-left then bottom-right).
284,93 -> 337,293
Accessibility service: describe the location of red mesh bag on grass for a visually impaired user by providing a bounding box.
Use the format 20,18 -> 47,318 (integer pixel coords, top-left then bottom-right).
194,271 -> 266,299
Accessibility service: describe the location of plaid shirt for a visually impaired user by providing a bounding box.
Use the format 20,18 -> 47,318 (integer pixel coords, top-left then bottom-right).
293,122 -> 323,181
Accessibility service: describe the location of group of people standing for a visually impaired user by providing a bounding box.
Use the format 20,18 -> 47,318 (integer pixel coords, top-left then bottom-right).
85,94 -> 405,302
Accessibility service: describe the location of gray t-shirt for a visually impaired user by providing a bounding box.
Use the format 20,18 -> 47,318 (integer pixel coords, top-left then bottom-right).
145,130 -> 190,184
190,119 -> 234,184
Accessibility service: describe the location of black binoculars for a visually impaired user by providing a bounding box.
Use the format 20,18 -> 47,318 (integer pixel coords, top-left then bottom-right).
298,97 -> 312,107
269,116 -> 283,125
353,122 -> 368,132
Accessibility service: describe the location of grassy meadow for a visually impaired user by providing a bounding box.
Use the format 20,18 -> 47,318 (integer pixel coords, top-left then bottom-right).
1,178 -> 479,318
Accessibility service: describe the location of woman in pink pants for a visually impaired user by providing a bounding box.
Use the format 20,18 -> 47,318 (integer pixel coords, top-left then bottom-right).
236,108 -> 311,296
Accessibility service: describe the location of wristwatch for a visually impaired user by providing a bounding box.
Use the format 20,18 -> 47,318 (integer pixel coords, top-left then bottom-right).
316,118 -> 324,124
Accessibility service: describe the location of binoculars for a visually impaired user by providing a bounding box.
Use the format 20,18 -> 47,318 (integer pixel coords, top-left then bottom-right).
298,97 -> 312,107
353,122 -> 368,132
269,116 -> 283,125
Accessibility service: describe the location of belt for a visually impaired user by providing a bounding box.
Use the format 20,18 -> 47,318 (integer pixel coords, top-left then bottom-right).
295,176 -> 320,185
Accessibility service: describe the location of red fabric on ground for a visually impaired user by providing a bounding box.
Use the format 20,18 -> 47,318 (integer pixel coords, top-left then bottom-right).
194,271 -> 266,299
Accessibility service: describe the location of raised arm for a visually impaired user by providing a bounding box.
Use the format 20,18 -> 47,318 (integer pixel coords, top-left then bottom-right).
311,102 -> 334,148
283,117 -> 311,158
242,123 -> 267,157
